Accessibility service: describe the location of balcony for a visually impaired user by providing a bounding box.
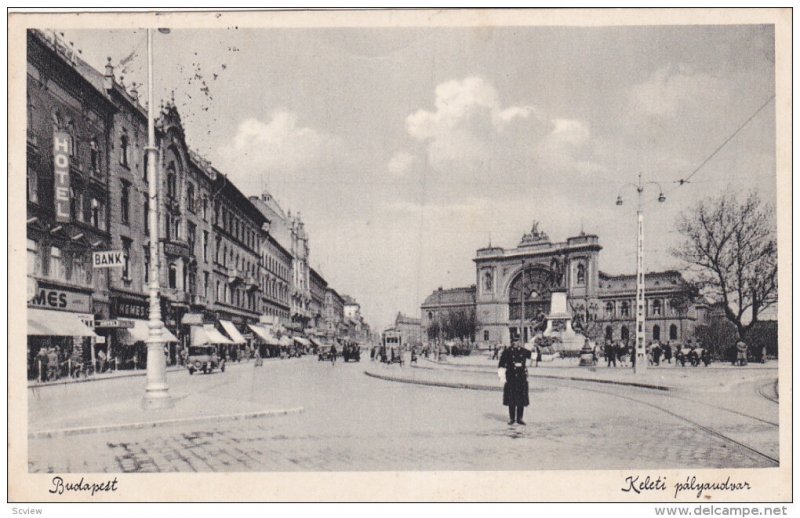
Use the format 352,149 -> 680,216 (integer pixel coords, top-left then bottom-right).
227,267 -> 244,285
245,275 -> 259,291
164,288 -> 190,304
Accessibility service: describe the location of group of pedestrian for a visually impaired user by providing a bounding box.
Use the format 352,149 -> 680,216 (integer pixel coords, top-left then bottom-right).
602,340 -> 633,368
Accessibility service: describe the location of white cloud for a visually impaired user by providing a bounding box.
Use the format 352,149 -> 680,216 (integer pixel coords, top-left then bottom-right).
217,110 -> 346,196
387,151 -> 416,176
630,66 -> 728,118
399,76 -> 605,191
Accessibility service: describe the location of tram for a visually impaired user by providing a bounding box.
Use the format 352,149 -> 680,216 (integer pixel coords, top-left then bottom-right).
381,329 -> 403,365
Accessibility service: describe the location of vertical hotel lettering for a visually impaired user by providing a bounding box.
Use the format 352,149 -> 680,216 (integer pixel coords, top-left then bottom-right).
53,131 -> 71,222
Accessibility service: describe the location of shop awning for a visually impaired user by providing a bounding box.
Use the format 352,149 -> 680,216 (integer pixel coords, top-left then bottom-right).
279,335 -> 293,347
27,309 -> 97,337
220,320 -> 247,344
308,337 -> 323,348
201,324 -> 233,345
120,319 -> 178,344
293,337 -> 312,347
248,324 -> 279,345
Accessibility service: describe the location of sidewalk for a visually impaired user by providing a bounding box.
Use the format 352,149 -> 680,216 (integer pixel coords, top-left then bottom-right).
427,355 -> 778,392
365,355 -> 778,398
27,356 -> 286,389
28,359 -> 304,438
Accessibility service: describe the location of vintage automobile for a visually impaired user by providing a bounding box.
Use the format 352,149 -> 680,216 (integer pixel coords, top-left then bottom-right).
317,344 -> 335,361
342,343 -> 361,362
187,345 -> 226,375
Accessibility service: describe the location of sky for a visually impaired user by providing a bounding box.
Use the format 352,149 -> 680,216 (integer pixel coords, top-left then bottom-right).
61,23 -> 777,331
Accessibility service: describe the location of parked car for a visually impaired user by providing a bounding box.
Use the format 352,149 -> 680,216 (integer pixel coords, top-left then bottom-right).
187,346 -> 225,375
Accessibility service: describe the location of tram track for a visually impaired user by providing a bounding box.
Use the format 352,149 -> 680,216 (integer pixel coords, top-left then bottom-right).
542,378 -> 779,466
381,364 -> 780,467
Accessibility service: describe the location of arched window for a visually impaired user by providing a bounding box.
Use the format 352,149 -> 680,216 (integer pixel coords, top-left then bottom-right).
652,299 -> 662,316
620,326 -> 629,342
605,325 -> 613,341
620,301 -> 630,317
576,262 -> 586,285
166,163 -> 177,200
605,301 -> 615,317
669,324 -> 678,341
652,324 -> 661,341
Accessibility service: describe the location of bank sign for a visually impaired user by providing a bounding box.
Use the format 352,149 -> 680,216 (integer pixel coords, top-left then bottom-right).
29,287 -> 92,313
93,251 -> 125,268
53,131 -> 71,223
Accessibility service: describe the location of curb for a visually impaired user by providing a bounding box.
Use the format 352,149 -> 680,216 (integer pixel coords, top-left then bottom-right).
364,370 -> 500,392
29,406 -> 305,439
27,366 -> 185,389
370,365 -> 671,392
27,357 -> 289,390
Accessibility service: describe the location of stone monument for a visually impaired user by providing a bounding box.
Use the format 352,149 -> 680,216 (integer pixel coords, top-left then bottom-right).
543,290 -> 585,352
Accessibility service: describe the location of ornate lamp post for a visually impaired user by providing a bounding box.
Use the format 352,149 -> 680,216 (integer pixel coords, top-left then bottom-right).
143,27 -> 172,409
616,173 -> 666,374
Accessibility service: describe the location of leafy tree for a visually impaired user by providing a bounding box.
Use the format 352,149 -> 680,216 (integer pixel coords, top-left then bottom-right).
673,190 -> 777,339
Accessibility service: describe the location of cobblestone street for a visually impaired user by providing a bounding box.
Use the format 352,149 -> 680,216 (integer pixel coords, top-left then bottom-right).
28,358 -> 778,472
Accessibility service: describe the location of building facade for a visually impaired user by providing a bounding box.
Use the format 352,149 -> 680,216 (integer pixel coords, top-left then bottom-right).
26,30 -> 116,377
288,211 -> 311,331
421,221 -> 699,347
324,287 -> 345,338
209,172 -> 266,339
259,232 -> 293,327
308,267 -> 328,332
420,286 -> 477,342
394,312 -> 422,347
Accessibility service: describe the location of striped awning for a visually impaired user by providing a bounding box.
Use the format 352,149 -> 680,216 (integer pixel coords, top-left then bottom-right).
120,319 -> 178,344
220,320 -> 247,344
248,324 -> 279,345
192,324 -> 233,346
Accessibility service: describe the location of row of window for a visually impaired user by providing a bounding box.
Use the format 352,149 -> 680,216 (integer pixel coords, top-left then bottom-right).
603,299 -> 676,318
27,239 -> 100,289
216,202 -> 258,252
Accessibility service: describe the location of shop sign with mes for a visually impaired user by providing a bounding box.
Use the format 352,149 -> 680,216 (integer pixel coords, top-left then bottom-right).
93,251 -> 125,268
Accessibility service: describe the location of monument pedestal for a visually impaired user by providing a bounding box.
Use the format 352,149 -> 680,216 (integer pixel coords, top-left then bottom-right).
543,291 -> 585,353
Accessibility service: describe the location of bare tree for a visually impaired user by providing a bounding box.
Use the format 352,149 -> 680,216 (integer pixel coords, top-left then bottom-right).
673,190 -> 777,339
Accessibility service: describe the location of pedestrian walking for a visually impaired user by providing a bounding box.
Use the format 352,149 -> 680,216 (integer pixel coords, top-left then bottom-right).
330,344 -> 337,365
663,342 -> 673,364
498,339 -> 532,425
700,348 -> 711,367
736,339 -> 748,366
604,340 -> 616,368
653,342 -> 662,366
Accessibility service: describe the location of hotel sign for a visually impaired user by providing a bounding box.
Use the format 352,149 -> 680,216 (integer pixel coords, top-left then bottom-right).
53,131 -> 71,223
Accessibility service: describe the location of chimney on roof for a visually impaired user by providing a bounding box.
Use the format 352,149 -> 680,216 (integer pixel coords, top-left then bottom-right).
130,82 -> 138,101
103,57 -> 114,92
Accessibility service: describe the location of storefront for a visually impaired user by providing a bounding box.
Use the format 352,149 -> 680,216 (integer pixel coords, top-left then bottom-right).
248,323 -> 280,357
27,284 -> 97,381
101,294 -> 179,369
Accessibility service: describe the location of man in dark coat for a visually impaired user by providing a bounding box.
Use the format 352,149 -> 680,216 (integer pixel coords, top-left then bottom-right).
498,339 -> 533,425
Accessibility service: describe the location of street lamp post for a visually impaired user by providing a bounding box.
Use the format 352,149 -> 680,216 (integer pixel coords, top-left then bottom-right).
143,27 -> 171,409
616,173 -> 665,375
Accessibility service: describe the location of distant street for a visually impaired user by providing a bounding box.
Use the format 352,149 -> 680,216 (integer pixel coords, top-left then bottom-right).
28,357 -> 778,472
